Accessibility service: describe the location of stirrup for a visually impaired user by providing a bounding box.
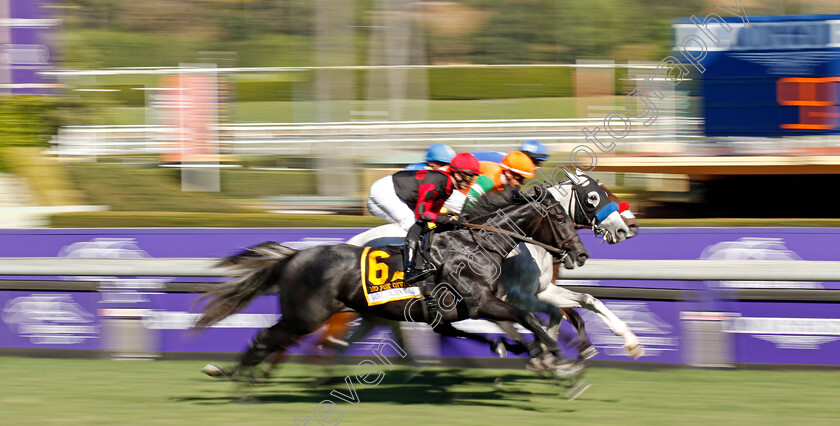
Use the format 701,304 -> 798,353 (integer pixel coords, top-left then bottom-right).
405,266 -> 436,284
421,294 -> 439,325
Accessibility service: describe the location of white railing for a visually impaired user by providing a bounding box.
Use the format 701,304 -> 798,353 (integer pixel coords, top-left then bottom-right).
45,118 -> 700,158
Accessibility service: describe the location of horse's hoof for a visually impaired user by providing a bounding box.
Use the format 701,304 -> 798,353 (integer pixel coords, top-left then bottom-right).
551,360 -> 585,378
626,343 -> 645,359
202,363 -> 229,378
526,357 -> 549,373
492,340 -> 508,358
579,346 -> 598,360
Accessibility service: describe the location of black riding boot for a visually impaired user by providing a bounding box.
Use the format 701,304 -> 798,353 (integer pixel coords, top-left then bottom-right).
403,240 -> 435,285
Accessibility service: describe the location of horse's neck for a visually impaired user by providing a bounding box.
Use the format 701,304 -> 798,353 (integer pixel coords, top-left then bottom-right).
468,204 -> 539,255
549,182 -> 586,226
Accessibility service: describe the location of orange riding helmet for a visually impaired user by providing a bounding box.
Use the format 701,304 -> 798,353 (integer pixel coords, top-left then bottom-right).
500,151 -> 535,178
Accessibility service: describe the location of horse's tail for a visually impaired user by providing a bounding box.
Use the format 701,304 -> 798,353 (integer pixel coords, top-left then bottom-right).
193,241 -> 298,331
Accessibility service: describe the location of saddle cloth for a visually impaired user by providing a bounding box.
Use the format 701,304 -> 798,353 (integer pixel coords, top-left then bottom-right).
359,245 -> 421,306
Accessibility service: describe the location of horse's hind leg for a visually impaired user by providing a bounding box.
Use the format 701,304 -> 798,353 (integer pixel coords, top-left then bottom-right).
263,351 -> 288,378
238,319 -> 308,380
492,321 -> 529,356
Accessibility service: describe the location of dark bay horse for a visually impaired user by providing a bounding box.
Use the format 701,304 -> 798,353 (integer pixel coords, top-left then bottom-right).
194,189 -> 589,378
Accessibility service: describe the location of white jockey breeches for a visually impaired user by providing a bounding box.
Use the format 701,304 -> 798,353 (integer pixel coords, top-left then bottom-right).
367,175 -> 417,231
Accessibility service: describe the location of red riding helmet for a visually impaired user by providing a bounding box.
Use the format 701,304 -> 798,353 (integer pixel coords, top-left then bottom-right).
448,153 -> 481,175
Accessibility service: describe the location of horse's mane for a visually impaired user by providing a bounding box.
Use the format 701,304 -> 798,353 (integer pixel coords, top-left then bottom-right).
463,188 -> 536,222
463,189 -> 515,221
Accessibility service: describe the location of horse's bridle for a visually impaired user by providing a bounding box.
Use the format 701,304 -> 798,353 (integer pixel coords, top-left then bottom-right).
565,180 -> 595,230
564,180 -> 616,239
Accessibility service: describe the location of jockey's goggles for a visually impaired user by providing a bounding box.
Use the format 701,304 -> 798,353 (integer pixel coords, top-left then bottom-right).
509,172 -> 526,183
456,171 -> 478,180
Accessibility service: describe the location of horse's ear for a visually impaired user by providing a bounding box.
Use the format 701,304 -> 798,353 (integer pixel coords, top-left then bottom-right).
509,187 -> 529,204
531,185 -> 547,202
563,169 -> 581,184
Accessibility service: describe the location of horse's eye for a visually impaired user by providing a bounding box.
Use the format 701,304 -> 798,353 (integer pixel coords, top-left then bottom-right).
586,191 -> 600,206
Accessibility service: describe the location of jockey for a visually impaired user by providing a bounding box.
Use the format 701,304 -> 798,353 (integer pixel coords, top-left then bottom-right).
470,140 -> 548,169
481,151 -> 536,192
518,140 -> 549,169
365,152 -> 480,280
405,143 -> 456,171
457,151 -> 535,213
399,153 -> 481,284
442,151 -> 536,215
469,150 -> 504,163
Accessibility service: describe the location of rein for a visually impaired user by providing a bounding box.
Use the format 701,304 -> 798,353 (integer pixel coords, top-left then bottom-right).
462,223 -> 573,257
461,203 -> 578,259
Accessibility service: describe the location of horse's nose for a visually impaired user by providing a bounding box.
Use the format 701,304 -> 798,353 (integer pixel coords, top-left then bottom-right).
577,252 -> 589,266
616,228 -> 627,239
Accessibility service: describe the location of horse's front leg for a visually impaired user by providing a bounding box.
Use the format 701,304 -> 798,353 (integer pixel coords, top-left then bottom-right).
562,308 -> 597,359
477,297 -> 582,375
538,286 -> 644,359
432,321 -> 528,355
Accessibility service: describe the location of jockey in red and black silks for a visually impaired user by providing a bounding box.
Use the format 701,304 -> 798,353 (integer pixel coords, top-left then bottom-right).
394,153 -> 481,285
392,168 -> 453,225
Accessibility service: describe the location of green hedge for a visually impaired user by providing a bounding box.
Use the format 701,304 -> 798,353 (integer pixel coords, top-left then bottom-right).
65,163 -> 250,213
93,66 -> 590,106
235,80 -> 297,103
427,67 -> 573,100
0,96 -> 59,148
220,169 -> 318,198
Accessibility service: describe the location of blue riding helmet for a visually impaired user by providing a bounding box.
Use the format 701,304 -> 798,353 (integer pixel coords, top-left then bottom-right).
470,150 -> 505,163
405,162 -> 427,171
519,140 -> 548,162
425,144 -> 456,164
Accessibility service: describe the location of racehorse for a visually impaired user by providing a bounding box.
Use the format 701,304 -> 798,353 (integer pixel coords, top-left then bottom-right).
194,189 -> 589,381
347,171 -> 644,360
507,170 -> 643,358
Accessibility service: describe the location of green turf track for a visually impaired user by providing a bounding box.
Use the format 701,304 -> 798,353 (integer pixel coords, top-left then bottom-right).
2,357 -> 840,425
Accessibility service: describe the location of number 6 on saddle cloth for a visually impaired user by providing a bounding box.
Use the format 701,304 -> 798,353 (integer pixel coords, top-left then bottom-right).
360,245 -> 425,306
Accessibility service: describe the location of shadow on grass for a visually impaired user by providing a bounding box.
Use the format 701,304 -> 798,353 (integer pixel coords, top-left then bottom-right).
175,367 -> 582,412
